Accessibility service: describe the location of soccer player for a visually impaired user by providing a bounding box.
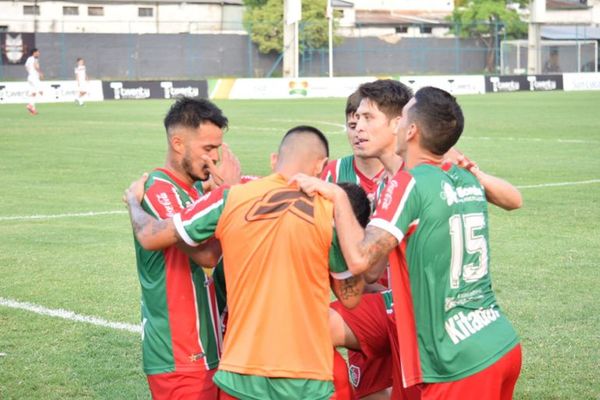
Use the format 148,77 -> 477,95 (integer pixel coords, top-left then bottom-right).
74,58 -> 87,106
210,181 -> 371,400
25,48 -> 43,115
124,125 -> 365,400
296,87 -> 522,400
321,90 -> 385,208
321,90 -> 392,400
131,97 -> 240,400
352,79 -> 522,218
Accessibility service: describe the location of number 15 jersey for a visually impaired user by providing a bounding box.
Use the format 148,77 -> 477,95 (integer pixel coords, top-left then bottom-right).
369,162 -> 519,387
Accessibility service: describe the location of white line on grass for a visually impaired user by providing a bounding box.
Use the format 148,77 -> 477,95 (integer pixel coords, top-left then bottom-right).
465,136 -> 599,145
516,179 -> 600,189
0,297 -> 141,334
0,210 -> 127,222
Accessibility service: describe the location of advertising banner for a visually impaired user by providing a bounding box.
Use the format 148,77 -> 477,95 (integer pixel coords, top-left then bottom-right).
485,75 -> 563,93
102,80 -> 208,100
562,73 -> 600,91
399,75 -> 486,95
221,77 -> 377,100
0,80 -> 104,104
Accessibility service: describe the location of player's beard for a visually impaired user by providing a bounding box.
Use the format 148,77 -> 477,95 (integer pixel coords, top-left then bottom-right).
181,154 -> 209,182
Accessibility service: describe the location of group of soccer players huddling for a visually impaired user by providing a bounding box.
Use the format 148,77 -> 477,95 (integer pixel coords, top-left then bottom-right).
124,78 -> 523,400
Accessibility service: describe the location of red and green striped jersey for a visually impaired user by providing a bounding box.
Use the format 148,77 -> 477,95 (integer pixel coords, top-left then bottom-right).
322,154 -> 389,287
134,168 -> 222,375
321,155 -> 384,207
369,162 -> 519,387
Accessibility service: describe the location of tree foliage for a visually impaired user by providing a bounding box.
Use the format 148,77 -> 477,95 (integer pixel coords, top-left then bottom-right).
451,0 -> 527,72
243,0 -> 340,54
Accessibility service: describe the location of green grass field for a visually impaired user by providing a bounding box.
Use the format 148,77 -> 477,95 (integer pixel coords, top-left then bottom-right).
1,91 -> 599,399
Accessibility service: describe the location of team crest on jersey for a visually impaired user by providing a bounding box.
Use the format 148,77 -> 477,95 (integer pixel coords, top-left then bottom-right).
246,188 -> 315,224
349,365 -> 361,387
380,179 -> 398,210
189,352 -> 205,362
440,182 -> 484,206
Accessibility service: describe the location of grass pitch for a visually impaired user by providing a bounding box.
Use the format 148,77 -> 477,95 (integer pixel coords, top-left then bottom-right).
0,91 -> 599,399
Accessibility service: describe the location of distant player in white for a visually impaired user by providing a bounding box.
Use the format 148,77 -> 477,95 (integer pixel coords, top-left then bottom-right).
74,57 -> 88,106
25,48 -> 43,115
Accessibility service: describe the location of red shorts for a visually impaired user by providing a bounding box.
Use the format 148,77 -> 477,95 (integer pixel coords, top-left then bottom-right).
219,390 -> 237,400
147,368 -> 218,400
412,344 -> 522,400
347,351 -> 392,397
331,348 -> 357,400
331,293 -> 394,397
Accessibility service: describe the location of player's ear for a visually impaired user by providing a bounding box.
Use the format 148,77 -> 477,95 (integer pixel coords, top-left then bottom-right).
170,133 -> 185,155
315,157 -> 328,177
406,122 -> 418,143
392,116 -> 401,135
270,153 -> 278,171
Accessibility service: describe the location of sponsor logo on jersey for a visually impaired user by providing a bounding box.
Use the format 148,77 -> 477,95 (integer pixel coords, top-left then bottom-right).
444,305 -> 501,345
444,288 -> 485,312
349,365 -> 361,387
246,188 -> 315,224
156,192 -> 175,217
380,179 -> 398,210
440,182 -> 484,206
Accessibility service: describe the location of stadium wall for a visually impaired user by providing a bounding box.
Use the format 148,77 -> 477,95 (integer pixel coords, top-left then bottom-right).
0,33 -> 487,81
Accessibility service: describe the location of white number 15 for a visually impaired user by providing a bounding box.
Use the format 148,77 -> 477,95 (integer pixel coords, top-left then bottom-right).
449,213 -> 489,289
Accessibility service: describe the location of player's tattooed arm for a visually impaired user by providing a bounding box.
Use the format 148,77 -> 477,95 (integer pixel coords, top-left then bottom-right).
124,174 -> 181,250
331,274 -> 365,309
291,174 -> 398,274
333,189 -> 397,275
364,257 -> 389,285
357,226 -> 398,275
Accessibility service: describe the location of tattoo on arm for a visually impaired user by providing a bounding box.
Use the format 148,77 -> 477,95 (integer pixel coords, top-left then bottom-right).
360,227 -> 398,268
338,276 -> 362,300
128,196 -> 178,243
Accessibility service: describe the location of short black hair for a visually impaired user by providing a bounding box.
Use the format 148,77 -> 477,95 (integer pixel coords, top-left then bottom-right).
345,90 -> 361,118
163,97 -> 228,134
337,182 -> 370,228
409,86 -> 464,155
76,57 -> 83,62
31,48 -> 38,55
358,79 -> 413,120
281,125 -> 329,158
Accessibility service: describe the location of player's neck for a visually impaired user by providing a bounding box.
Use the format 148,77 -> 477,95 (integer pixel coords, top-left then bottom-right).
164,158 -> 194,187
353,156 -> 383,179
378,150 -> 404,177
406,150 -> 443,170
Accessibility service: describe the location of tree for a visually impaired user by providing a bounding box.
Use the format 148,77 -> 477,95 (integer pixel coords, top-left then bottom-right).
451,0 -> 527,72
243,0 -> 340,54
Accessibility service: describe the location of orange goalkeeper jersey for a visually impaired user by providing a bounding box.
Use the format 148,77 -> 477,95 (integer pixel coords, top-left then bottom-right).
174,173 -> 347,381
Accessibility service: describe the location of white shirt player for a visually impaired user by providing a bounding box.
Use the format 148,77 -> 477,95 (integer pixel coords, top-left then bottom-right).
25,56 -> 40,80
75,65 -> 86,84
